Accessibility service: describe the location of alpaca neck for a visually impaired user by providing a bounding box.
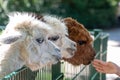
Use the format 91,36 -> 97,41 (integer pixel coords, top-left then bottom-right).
0,44 -> 25,78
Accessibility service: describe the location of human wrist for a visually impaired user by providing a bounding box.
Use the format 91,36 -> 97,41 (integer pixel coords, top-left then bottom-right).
115,65 -> 120,76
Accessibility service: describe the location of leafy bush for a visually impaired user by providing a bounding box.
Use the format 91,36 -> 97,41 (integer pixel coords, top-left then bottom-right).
0,0 -> 119,29
54,0 -> 119,29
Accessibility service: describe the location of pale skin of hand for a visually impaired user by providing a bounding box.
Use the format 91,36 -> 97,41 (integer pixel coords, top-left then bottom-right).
92,59 -> 120,76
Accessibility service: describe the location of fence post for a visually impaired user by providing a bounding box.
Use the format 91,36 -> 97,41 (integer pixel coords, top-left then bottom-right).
100,32 -> 109,80
89,29 -> 109,80
89,29 -> 102,80
52,61 -> 64,80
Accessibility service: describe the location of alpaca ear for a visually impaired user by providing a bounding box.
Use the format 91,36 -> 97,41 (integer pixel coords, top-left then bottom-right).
0,34 -> 22,44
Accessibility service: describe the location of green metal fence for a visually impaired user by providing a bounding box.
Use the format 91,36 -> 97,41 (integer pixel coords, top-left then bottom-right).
0,27 -> 109,80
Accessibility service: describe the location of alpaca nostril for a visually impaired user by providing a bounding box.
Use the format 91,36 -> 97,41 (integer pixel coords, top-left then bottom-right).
72,42 -> 77,51
72,42 -> 77,48
74,43 -> 77,47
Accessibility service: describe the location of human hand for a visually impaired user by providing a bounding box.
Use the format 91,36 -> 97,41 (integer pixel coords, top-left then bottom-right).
92,59 -> 119,74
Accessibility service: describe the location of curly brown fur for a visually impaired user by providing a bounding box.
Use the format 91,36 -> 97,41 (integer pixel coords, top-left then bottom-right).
63,17 -> 96,65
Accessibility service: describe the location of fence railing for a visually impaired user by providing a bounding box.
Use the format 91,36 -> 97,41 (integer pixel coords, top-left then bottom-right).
0,27 -> 109,80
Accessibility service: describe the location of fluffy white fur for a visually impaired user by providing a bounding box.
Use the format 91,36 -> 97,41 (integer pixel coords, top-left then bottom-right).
41,15 -> 77,58
0,12 -> 62,78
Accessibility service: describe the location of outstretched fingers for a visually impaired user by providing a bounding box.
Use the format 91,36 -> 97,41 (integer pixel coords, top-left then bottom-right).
92,59 -> 110,73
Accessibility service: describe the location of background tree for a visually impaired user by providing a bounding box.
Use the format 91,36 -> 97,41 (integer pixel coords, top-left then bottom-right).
0,0 -> 120,29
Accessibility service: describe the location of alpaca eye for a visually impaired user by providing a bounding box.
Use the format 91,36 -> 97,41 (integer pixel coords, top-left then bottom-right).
78,40 -> 86,45
36,38 -> 44,44
48,36 -> 59,41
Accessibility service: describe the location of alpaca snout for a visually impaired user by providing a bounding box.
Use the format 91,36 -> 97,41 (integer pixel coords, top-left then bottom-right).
71,42 -> 77,51
66,47 -> 76,57
73,42 -> 77,48
71,42 -> 77,52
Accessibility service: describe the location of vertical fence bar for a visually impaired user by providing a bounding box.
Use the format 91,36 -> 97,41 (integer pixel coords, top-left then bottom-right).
52,61 -> 64,80
100,33 -> 109,80
89,29 -> 109,80
89,29 -> 102,80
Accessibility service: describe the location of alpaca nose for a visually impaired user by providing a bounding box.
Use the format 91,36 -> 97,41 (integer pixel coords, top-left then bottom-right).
73,42 -> 77,47
71,42 -> 77,50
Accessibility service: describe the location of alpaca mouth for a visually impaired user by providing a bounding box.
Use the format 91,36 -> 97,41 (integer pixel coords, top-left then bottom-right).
66,48 -> 75,56
52,55 -> 61,64
52,54 -> 62,61
83,60 -> 92,65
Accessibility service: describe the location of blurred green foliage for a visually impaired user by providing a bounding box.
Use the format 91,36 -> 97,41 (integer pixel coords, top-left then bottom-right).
0,0 -> 120,29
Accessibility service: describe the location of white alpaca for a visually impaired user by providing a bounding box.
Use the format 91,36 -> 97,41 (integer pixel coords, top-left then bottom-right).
0,12 -> 62,78
38,15 -> 77,58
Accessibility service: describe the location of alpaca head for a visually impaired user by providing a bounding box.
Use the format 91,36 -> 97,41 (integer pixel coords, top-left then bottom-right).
38,15 -> 77,58
0,12 -> 62,71
63,17 -> 96,65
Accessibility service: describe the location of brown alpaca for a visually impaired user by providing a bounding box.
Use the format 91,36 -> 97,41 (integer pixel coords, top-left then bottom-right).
63,17 -> 96,65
